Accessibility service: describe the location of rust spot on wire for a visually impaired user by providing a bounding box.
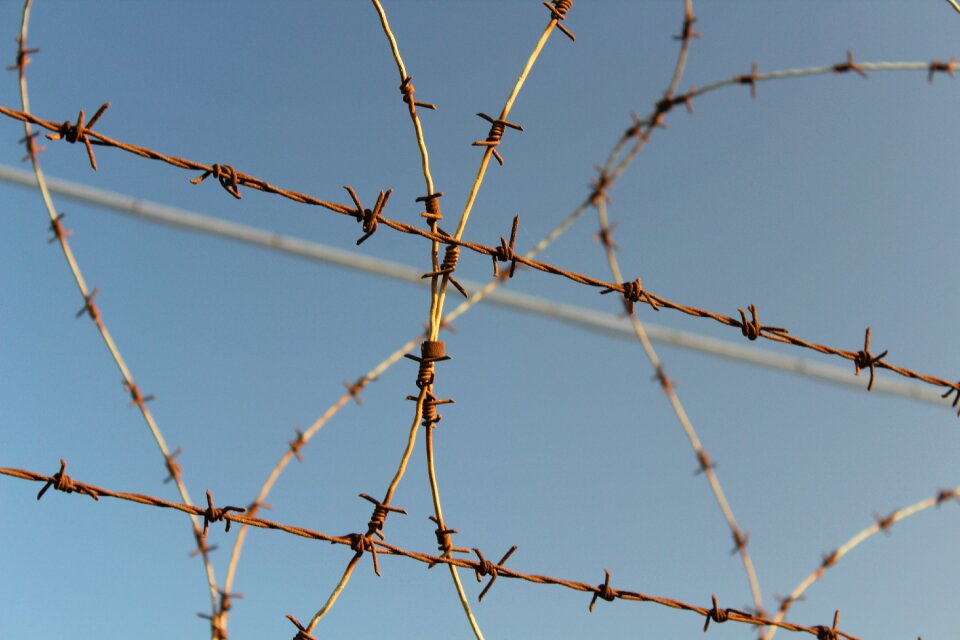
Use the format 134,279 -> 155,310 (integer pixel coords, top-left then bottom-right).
589,569 -> 618,612
191,163 -> 242,199
589,167 -> 612,208
473,545 -> 517,601
653,364 -> 675,394
343,376 -> 368,406
833,51 -> 867,79
343,185 -> 392,245
492,215 -> 520,278
738,304 -> 788,341
45,103 -> 110,170
928,57 -> 957,83
695,450 -> 715,476
36,459 -> 99,501
472,112 -> 524,166
543,0 -> 575,41
853,327 -> 888,391
405,340 -> 450,389
873,510 -> 897,534
731,529 -> 750,555
935,488 -> 959,507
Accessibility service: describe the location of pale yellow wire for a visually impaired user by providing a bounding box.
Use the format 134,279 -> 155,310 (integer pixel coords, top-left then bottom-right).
12,0 -> 220,633
765,487 -> 960,640
947,0 -> 960,14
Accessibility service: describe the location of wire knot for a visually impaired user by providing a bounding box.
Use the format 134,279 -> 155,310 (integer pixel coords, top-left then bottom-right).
703,594 -> 731,631
75,287 -> 102,324
427,515 -> 469,566
472,545 -> 517,601
286,614 -> 318,640
417,191 -> 444,225
815,611 -> 841,640
48,213 -> 72,243
190,163 -> 242,199
343,185 -> 392,245
359,493 -> 407,575
928,57 -> 957,83
589,167 -> 612,208
589,569 -> 618,611
288,427 -> 306,462
737,62 -> 759,99
123,379 -> 155,408
201,489 -> 245,535
600,278 -> 659,314
852,327 -> 887,391
405,340 -> 451,390
399,76 -> 437,113
833,50 -> 867,78
738,304 -> 788,341
472,112 -> 524,165
46,103 -> 109,170
543,0 -> 575,41
492,215 -> 520,278
163,447 -> 182,484
411,391 -> 455,429
37,459 -> 99,501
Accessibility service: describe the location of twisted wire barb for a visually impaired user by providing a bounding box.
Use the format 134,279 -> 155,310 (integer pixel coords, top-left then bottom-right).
1,462 -> 863,640
7,4 -> 223,636
765,486 -> 960,640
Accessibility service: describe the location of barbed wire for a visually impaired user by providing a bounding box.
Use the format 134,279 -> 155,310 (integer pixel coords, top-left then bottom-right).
2,53 -> 958,405
0,461 -> 865,640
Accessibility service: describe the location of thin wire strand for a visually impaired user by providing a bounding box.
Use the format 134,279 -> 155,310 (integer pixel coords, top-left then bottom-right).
765,486 -> 960,640
8,3 -> 222,635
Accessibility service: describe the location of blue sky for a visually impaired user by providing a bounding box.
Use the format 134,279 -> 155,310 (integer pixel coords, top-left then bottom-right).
1,2 -> 958,639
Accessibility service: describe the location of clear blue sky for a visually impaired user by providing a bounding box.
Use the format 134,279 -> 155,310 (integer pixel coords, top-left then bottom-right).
1,2 -> 958,639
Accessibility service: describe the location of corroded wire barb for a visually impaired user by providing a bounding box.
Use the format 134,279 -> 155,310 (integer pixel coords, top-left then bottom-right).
599,278 -> 659,314
704,594 -> 748,632
738,304 -> 789,341
6,35 -> 38,71
473,546 -> 517,601
543,0 -> 575,41
491,215 -> 520,278
288,427 -> 306,462
928,57 -> 957,82
286,614 -> 318,640
833,50 -> 867,78
35,459 -> 99,501
588,569 -> 618,612
673,4 -> 701,43
163,448 -> 182,484
123,379 -> 155,408
472,112 -> 524,166
343,184 -> 392,245
47,211 -> 70,242
357,492 -> 407,576
737,62 -> 760,99
417,191 -> 443,224
428,515 -> 469,566
422,241 -> 468,297
1,463 -> 867,639
190,163 -> 242,199
852,327 -> 888,391
343,377 -> 367,405
201,490 -> 245,535
44,103 -> 110,170
399,76 -> 437,113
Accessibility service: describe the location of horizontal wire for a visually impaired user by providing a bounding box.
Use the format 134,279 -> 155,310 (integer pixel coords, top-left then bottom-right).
0,163 -> 950,409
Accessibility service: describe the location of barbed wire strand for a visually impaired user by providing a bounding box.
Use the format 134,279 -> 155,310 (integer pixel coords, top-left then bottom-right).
945,0 -> 960,14
3,55 -> 958,402
1,461 -> 863,640
591,0 -> 766,625
766,486 -> 960,640
7,4 -> 223,637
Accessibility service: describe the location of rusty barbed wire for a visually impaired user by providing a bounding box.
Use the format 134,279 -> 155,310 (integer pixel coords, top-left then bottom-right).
0,462 -> 865,640
3,68 -> 957,401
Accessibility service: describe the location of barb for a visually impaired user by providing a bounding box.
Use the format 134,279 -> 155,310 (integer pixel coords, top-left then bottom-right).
0,463 -> 864,640
766,487 -> 960,639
